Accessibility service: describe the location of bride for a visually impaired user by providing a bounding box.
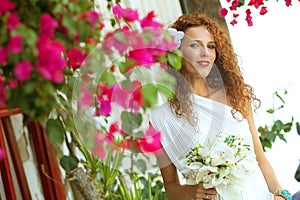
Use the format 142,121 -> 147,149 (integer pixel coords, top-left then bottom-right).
149,13 -> 290,200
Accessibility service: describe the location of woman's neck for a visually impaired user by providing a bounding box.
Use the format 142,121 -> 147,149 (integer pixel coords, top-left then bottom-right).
188,77 -> 211,97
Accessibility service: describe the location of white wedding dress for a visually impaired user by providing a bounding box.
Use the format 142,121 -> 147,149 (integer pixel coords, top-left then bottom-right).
149,94 -> 273,200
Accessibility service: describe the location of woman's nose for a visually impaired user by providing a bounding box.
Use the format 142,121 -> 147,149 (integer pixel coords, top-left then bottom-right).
200,47 -> 209,57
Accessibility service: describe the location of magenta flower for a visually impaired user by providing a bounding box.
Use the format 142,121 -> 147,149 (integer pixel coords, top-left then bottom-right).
92,146 -> 106,159
14,60 -> 33,81
102,31 -> 129,55
219,8 -> 228,17
140,11 -> 162,28
95,84 -> 114,116
128,48 -> 156,67
245,9 -> 253,26
79,84 -> 93,107
0,47 -> 8,65
0,0 -> 15,15
136,125 -> 162,153
127,80 -> 144,113
8,79 -> 18,89
285,0 -> 292,6
112,4 -> 139,22
260,6 -> 268,15
0,148 -> 5,160
7,35 -> 22,53
105,122 -> 125,143
248,0 -> 264,9
230,19 -> 238,26
6,12 -> 20,31
86,10 -> 101,25
229,0 -> 240,10
67,48 -> 86,70
39,13 -> 58,38
36,36 -> 66,83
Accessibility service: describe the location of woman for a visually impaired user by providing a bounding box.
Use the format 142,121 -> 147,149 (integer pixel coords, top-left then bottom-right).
149,13 -> 290,200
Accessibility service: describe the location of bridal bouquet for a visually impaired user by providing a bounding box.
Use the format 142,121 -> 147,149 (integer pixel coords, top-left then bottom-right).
181,132 -> 257,198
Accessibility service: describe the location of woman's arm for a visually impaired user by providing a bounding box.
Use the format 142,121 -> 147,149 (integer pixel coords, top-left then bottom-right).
246,112 -> 285,199
156,149 -> 217,200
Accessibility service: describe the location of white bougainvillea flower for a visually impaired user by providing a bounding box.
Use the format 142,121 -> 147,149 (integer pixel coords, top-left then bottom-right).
167,28 -> 184,48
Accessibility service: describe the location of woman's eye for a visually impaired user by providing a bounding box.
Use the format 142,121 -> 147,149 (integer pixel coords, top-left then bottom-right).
190,43 -> 200,48
208,45 -> 215,49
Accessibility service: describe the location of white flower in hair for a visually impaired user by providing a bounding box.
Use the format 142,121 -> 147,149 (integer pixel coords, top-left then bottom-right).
167,28 -> 184,49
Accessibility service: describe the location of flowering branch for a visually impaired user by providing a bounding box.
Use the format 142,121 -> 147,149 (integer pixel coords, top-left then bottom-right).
220,0 -> 296,26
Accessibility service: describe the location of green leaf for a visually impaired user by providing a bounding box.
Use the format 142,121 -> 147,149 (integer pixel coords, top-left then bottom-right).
272,120 -> 283,132
46,119 -> 65,144
142,84 -> 158,107
121,111 -> 142,134
167,51 -> 182,70
266,131 -> 276,142
266,109 -> 274,114
135,159 -> 147,172
62,15 -> 76,39
99,69 -> 116,86
60,155 -> 79,173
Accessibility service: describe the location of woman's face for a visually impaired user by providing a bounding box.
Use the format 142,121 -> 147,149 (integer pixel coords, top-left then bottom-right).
180,26 -> 216,78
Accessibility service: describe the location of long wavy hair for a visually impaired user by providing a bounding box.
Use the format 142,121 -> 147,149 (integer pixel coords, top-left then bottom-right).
168,13 -> 260,124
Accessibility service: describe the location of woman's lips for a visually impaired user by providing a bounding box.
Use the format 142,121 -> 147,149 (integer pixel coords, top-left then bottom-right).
197,60 -> 210,67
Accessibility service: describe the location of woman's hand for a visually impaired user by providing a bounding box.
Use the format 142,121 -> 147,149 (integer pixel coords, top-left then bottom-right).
274,196 -> 286,200
187,182 -> 217,200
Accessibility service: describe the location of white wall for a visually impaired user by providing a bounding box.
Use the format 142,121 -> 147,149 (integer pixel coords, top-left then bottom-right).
221,0 -> 300,194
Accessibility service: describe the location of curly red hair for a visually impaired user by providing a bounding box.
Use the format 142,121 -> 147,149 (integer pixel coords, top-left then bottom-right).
168,12 -> 260,123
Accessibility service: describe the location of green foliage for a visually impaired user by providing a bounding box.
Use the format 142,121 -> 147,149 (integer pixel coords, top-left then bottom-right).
258,90 -> 294,151
46,118 -> 65,144
60,155 -> 79,173
116,172 -> 167,200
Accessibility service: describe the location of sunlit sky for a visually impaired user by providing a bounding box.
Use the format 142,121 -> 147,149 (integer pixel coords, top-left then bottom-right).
220,0 -> 300,194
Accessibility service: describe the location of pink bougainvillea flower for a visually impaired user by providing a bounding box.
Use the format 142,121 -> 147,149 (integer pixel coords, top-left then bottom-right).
7,35 -> 22,53
96,100 -> 111,116
233,13 -> 239,18
95,84 -> 115,116
127,80 -> 144,112
230,19 -> 238,26
0,47 -> 8,65
36,36 -> 66,83
245,9 -> 253,26
94,131 -> 105,144
6,12 -> 20,31
105,122 -> 125,144
14,60 -> 33,81
0,148 -> 5,160
128,48 -> 156,67
92,146 -> 106,159
7,79 -> 18,89
0,0 -> 15,15
260,6 -> 268,15
136,125 -> 162,153
111,84 -> 130,108
285,0 -> 292,6
229,0 -> 239,10
79,84 -> 93,107
39,13 -> 58,38
140,11 -> 163,28
112,4 -> 139,22
67,48 -> 86,70
248,0 -> 264,9
86,10 -> 101,25
102,32 -> 128,55
219,8 -> 228,17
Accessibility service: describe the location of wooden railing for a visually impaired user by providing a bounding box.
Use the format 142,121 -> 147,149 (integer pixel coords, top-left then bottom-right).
0,106 -> 65,200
